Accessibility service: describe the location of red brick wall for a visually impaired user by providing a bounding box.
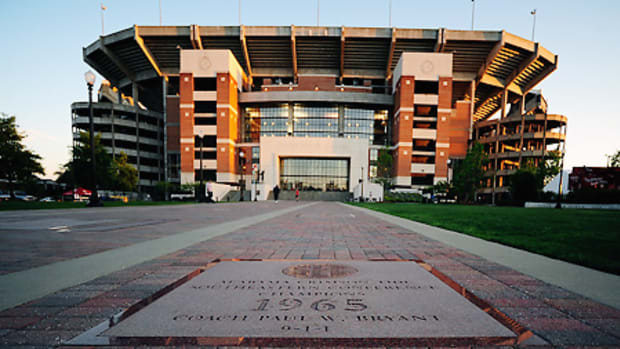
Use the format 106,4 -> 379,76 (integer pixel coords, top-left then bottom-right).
261,76 -> 371,93
179,73 -> 194,175
297,76 -> 337,91
435,77 -> 452,178
216,73 -> 240,178
450,101 -> 472,157
394,76 -> 414,180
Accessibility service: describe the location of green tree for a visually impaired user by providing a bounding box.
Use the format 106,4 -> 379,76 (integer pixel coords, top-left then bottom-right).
510,151 -> 562,204
0,114 -> 44,197
610,150 -> 620,167
452,142 -> 488,203
57,132 -> 115,190
537,150 -> 562,188
428,180 -> 453,200
154,181 -> 179,201
111,151 -> 138,191
373,146 -> 393,190
377,147 -> 393,178
510,166 -> 538,203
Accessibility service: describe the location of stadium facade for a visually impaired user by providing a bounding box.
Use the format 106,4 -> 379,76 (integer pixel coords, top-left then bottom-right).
72,25 -> 565,200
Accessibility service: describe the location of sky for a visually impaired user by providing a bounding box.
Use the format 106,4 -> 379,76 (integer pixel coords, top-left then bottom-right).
0,0 -> 619,178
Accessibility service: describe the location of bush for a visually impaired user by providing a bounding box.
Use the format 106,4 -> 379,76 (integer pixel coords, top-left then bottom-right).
510,168 -> 538,203
566,188 -> 620,204
153,181 -> 180,201
384,192 -> 424,203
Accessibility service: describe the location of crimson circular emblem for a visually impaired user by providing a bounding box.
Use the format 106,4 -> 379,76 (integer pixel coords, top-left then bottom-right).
282,264 -> 359,279
421,60 -> 434,73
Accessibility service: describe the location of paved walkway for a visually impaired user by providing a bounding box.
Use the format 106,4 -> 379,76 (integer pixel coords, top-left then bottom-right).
0,202 -> 618,347
0,202 -> 314,311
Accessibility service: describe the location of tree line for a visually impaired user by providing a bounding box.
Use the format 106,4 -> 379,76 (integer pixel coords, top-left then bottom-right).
374,142 -> 567,205
56,132 -> 138,192
1,113 -> 137,198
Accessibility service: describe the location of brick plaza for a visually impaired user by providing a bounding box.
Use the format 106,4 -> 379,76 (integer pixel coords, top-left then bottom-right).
0,202 -> 618,347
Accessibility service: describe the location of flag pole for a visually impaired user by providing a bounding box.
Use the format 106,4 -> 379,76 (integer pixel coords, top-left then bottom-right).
100,3 -> 106,35
531,9 -> 537,41
471,0 -> 475,30
389,0 -> 392,27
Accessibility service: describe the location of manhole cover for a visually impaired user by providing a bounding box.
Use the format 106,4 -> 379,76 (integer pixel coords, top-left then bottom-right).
282,263 -> 358,279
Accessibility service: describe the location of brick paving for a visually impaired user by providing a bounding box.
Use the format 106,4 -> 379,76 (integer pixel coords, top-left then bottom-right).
0,201 -> 618,348
0,202 -> 298,275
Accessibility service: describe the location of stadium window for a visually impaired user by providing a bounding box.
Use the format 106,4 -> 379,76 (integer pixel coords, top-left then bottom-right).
194,77 -> 217,91
194,101 -> 216,113
203,135 -> 217,147
195,117 -> 217,125
370,149 -> 378,161
414,81 -> 438,94
252,147 -> 260,163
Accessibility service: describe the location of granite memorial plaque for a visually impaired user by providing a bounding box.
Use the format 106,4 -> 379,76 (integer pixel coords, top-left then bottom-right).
103,261 -> 516,341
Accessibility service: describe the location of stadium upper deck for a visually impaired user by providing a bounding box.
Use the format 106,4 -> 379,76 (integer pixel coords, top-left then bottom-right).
83,25 -> 557,121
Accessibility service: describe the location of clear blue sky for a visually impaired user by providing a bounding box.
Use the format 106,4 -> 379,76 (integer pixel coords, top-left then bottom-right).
1,0 -> 618,178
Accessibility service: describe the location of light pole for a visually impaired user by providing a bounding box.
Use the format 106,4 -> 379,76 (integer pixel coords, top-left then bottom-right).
447,159 -> 452,202
239,150 -> 245,201
198,130 -> 204,202
360,166 -> 364,202
85,70 -> 102,207
556,156 -> 564,209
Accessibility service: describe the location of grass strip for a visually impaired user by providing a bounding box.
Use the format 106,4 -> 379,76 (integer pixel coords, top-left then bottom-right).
353,202 -> 620,275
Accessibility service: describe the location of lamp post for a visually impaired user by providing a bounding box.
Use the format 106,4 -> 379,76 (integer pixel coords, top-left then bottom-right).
85,70 -> 102,207
555,156 -> 564,209
447,159 -> 452,202
239,150 -> 245,201
198,130 -> 204,202
360,166 -> 364,202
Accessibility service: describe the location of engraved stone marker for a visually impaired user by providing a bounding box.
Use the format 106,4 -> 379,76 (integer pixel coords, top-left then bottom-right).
103,261 -> 515,340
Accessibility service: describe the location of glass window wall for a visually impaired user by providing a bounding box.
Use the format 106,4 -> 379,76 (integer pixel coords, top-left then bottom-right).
243,104 -> 389,144
244,104 -> 289,141
343,107 -> 388,145
293,105 -> 338,138
344,107 -> 374,140
280,158 -> 349,191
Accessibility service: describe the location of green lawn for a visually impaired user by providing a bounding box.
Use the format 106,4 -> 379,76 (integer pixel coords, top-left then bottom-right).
353,203 -> 620,275
0,200 -> 197,211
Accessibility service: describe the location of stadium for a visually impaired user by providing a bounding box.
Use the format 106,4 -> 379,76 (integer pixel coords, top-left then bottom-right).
72,25 -> 566,201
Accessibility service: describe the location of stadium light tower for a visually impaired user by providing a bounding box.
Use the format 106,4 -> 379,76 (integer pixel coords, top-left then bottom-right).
84,70 -> 102,207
